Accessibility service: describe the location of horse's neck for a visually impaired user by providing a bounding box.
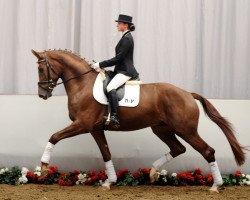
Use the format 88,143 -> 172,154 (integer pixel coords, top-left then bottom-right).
57,54 -> 97,97
63,71 -> 96,97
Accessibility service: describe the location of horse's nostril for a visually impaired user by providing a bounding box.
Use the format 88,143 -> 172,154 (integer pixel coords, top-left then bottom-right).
39,94 -> 48,99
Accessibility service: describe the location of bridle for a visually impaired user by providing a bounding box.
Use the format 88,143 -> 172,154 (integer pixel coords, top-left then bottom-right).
37,52 -> 94,93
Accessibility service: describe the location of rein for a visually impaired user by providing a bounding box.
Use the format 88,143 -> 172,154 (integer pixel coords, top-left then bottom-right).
37,53 -> 94,92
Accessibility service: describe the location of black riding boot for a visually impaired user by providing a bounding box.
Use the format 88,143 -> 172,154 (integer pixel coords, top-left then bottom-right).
108,89 -> 120,128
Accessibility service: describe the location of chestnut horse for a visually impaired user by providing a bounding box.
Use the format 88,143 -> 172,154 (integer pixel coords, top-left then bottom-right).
32,49 -> 245,191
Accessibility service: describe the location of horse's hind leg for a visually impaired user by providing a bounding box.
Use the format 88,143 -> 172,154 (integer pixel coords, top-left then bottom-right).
150,126 -> 186,183
178,131 -> 223,192
91,131 -> 116,189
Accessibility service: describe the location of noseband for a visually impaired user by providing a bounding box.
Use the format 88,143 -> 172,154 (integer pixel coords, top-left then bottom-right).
37,53 -> 94,93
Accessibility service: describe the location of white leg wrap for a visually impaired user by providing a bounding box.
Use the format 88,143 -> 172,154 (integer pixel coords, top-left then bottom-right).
41,142 -> 54,164
152,152 -> 173,169
210,161 -> 223,186
105,160 -> 117,183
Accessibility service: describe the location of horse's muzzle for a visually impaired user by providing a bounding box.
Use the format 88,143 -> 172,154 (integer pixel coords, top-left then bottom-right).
39,92 -> 52,100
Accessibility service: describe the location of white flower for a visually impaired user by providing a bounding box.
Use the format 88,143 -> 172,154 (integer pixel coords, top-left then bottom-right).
78,174 -> 84,180
246,181 -> 250,186
163,177 -> 168,183
171,173 -> 177,177
0,169 -> 5,175
21,167 -> 29,176
78,173 -> 87,180
18,176 -> 28,184
35,166 -> 41,172
239,180 -> 246,185
34,171 -> 41,177
246,174 -> 250,180
241,174 -> 245,177
77,173 -> 87,184
0,168 -> 9,175
160,170 -> 168,176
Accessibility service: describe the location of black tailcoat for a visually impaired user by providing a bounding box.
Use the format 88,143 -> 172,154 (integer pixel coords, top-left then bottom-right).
99,31 -> 139,79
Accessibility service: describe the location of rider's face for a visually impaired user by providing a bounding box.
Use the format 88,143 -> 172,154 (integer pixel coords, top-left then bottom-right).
117,22 -> 128,32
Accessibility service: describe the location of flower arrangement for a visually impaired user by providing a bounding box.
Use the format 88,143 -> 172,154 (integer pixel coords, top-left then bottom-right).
0,166 -> 250,187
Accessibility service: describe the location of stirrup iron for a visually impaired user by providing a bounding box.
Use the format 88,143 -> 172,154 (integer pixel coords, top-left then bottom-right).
105,112 -> 111,125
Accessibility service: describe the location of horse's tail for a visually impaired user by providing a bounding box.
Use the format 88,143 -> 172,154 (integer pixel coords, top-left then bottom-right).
191,92 -> 246,166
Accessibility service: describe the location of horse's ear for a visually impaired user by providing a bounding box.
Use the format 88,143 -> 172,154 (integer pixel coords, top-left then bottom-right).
31,49 -> 42,59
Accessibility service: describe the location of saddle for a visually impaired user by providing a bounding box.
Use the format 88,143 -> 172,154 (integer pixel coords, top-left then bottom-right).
102,70 -> 140,100
93,70 -> 141,107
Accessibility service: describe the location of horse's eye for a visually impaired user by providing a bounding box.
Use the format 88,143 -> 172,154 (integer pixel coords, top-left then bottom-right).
38,68 -> 44,73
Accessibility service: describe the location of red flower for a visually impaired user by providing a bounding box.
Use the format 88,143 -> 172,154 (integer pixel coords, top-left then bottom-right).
49,166 -> 58,173
116,171 -> 121,179
177,172 -> 195,183
235,170 -> 241,178
206,174 -> 213,185
197,179 -> 206,185
186,173 -> 194,182
37,177 -> 45,183
194,168 -> 202,174
195,174 -> 203,180
99,169 -> 106,175
132,172 -> 140,179
73,170 -> 79,175
116,169 -> 129,179
90,175 -> 99,183
140,168 -> 150,175
119,169 -> 129,175
58,178 -> 73,186
71,174 -> 78,183
87,170 -> 97,177
84,180 -> 91,185
99,174 -> 107,182
84,175 -> 100,185
26,171 -> 36,181
57,173 -> 75,186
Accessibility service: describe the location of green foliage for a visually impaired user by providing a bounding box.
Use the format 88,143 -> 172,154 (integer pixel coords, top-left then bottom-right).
117,174 -> 139,186
0,167 -> 21,185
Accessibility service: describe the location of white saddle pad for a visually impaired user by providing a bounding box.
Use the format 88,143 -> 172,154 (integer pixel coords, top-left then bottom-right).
93,73 -> 141,107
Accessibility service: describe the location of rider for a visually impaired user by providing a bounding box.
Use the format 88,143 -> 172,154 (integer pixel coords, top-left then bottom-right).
91,14 -> 139,127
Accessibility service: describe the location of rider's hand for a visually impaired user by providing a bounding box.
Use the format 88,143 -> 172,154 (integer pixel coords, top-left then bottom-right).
91,62 -> 101,72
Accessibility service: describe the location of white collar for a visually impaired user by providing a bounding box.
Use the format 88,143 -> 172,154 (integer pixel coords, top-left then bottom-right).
122,30 -> 130,37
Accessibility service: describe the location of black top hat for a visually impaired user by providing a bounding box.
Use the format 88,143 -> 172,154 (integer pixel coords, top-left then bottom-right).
115,14 -> 133,24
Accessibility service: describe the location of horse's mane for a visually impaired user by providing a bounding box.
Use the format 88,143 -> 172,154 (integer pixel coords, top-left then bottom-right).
43,49 -> 91,65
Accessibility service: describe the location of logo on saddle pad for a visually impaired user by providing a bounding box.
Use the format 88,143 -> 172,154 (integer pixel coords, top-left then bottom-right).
93,71 -> 141,107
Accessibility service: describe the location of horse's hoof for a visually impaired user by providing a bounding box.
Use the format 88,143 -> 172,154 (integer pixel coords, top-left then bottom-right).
102,180 -> 112,190
102,180 -> 113,190
209,185 -> 224,193
40,168 -> 50,178
209,186 -> 219,193
149,167 -> 159,183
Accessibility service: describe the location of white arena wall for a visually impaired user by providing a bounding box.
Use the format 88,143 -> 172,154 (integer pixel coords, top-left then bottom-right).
0,95 -> 249,174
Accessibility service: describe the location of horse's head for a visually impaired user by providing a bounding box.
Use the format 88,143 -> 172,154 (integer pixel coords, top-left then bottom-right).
32,50 -> 62,100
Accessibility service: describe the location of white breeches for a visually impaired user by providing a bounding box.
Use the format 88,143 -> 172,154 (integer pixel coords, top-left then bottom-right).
107,73 -> 131,92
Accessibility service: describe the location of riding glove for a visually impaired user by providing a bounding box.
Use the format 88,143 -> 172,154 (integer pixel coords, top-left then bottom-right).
91,62 -> 101,72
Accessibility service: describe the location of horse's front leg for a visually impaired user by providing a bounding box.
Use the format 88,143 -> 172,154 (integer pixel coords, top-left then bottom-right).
40,121 -> 86,176
91,131 -> 117,189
